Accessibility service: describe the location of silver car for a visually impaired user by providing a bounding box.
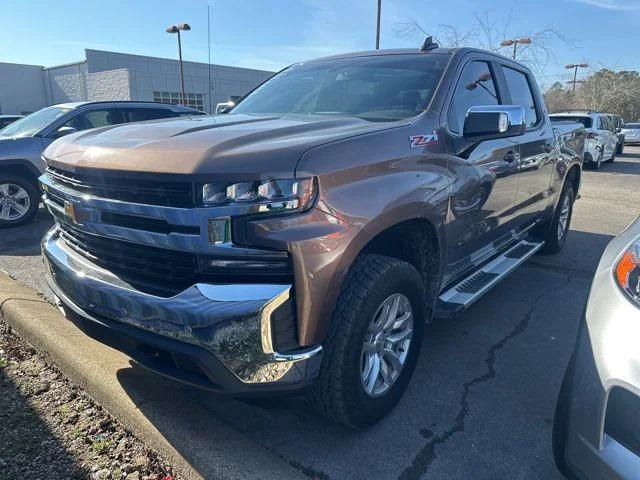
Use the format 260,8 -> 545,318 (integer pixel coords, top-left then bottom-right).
0,101 -> 204,227
622,122 -> 640,145
553,215 -> 640,478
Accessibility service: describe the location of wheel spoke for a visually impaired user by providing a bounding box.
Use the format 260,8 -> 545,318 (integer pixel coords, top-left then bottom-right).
383,295 -> 401,330
12,189 -> 28,200
386,328 -> 413,345
382,348 -> 402,372
365,354 -> 381,394
0,184 -> 9,198
379,360 -> 391,386
0,203 -> 11,220
11,203 -> 28,216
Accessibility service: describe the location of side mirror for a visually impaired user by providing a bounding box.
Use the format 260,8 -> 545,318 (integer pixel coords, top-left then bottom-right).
463,105 -> 526,142
215,102 -> 235,115
53,125 -> 78,138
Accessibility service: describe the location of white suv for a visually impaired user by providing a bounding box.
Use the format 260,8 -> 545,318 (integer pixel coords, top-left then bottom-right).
550,111 -> 618,169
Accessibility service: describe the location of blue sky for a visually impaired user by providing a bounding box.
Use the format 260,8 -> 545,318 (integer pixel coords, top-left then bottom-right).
3,0 -> 640,87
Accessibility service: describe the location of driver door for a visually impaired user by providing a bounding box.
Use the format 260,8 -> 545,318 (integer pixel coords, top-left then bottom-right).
443,59 -> 520,281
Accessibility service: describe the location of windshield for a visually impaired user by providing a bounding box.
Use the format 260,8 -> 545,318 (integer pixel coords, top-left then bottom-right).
623,123 -> 640,129
231,54 -> 448,122
0,106 -> 73,138
550,116 -> 592,128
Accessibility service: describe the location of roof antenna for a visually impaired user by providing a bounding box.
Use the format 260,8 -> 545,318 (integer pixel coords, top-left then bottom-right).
420,36 -> 439,51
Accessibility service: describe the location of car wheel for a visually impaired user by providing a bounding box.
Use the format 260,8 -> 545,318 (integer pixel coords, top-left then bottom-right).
307,254 -> 425,428
593,148 -> 603,169
540,184 -> 574,254
0,175 -> 39,227
553,352 -> 577,478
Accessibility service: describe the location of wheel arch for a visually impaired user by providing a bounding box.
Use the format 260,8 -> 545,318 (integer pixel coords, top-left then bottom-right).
0,159 -> 42,187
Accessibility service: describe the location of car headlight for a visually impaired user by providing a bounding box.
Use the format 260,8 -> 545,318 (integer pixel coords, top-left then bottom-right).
201,177 -> 316,214
615,239 -> 640,304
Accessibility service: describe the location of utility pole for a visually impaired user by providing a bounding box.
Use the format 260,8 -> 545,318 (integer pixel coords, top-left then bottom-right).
208,5 -> 212,114
500,37 -> 532,60
565,63 -> 589,93
166,23 -> 191,106
375,0 -> 381,49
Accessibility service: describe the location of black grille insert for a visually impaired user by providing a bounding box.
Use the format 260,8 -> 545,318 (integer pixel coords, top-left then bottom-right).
47,166 -> 195,208
58,223 -> 198,297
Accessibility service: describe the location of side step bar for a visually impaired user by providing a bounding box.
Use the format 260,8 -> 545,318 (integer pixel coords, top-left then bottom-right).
435,240 -> 544,318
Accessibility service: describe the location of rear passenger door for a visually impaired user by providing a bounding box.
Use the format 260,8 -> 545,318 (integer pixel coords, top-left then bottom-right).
499,64 -> 556,229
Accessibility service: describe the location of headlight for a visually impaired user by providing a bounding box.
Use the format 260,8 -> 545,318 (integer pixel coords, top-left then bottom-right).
202,177 -> 316,214
615,239 -> 640,304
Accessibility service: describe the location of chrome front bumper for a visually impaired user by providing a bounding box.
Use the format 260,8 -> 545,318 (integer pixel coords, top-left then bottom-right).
42,226 -> 322,392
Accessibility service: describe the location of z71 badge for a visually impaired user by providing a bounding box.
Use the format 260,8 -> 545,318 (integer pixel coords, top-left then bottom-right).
409,133 -> 438,148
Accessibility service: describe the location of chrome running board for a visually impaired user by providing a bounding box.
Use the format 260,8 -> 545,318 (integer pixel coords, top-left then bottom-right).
436,240 -> 544,317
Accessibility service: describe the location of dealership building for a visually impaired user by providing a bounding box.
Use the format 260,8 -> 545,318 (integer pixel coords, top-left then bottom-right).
0,49 -> 273,115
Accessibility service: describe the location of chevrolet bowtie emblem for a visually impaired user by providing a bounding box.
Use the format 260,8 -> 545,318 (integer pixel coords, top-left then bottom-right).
64,201 -> 78,224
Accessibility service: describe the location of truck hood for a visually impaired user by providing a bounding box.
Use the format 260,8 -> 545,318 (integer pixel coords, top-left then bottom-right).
44,114 -> 406,179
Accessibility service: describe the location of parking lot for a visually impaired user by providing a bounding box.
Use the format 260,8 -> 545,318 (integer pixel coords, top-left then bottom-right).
2,148 -> 640,480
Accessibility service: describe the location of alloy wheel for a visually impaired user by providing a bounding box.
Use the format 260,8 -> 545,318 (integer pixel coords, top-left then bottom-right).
557,194 -> 570,241
361,293 -> 414,397
0,183 -> 31,221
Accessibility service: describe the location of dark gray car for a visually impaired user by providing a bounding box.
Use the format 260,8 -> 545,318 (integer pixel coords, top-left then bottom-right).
554,215 -> 640,479
0,101 -> 204,227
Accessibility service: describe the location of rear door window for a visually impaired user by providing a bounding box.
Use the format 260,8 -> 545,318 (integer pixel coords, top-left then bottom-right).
448,61 -> 499,134
502,67 -> 539,128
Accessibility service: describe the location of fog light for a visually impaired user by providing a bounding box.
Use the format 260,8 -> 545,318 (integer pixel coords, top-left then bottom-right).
198,255 -> 290,273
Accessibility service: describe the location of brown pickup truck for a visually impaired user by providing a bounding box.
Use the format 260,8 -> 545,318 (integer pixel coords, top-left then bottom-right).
40,41 -> 585,428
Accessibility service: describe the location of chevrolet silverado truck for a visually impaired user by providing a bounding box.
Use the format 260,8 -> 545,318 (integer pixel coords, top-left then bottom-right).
40,42 -> 585,428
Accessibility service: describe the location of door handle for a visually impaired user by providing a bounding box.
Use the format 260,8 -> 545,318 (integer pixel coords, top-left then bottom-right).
503,151 -> 520,163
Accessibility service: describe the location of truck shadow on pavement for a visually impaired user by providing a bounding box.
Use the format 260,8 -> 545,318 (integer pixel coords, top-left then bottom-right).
0,208 -> 53,256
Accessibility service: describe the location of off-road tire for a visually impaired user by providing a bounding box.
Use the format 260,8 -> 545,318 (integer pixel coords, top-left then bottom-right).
0,174 -> 39,227
540,185 -> 574,254
307,254 -> 426,428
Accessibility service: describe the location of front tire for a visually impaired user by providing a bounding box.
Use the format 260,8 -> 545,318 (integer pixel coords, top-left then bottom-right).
540,185 -> 574,254
307,254 -> 426,428
0,175 -> 39,227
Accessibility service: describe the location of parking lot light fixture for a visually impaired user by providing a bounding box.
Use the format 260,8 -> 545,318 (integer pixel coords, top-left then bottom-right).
500,36 -> 532,60
565,63 -> 589,93
166,23 -> 191,107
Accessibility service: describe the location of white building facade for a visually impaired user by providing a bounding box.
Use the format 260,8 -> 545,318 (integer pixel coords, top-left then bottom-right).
0,49 -> 273,115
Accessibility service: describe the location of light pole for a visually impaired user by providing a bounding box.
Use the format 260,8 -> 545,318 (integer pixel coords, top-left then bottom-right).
375,0 -> 381,49
500,37 -> 532,60
166,23 -> 191,106
565,63 -> 589,93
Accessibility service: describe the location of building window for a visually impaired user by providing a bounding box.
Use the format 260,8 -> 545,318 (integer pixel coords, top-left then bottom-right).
153,91 -> 204,111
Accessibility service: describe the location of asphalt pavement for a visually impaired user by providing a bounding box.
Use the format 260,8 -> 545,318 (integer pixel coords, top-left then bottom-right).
2,147 -> 640,480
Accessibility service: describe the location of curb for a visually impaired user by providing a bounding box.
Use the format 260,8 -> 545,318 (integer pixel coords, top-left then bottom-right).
0,272 -> 307,480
